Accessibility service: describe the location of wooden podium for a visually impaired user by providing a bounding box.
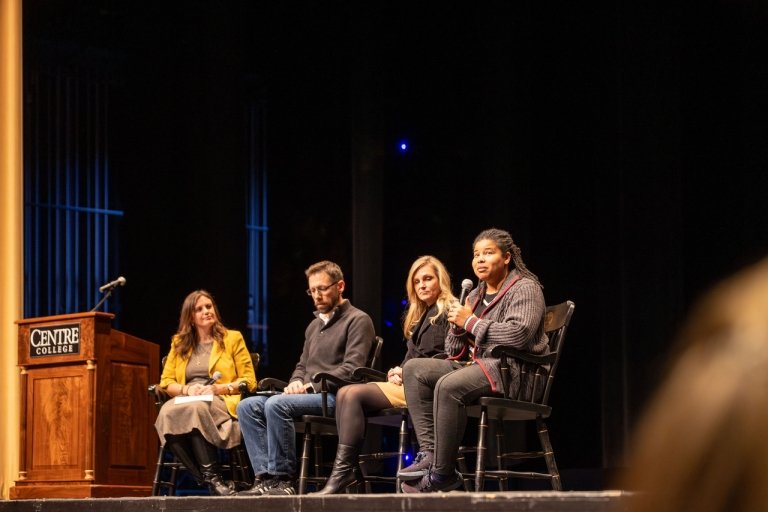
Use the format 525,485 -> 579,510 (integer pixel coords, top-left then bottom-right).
10,312 -> 160,499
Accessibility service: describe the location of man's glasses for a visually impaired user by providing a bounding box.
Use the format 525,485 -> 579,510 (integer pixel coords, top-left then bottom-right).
306,281 -> 339,296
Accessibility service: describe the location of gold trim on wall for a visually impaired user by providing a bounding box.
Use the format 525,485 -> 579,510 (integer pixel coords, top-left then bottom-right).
0,0 -> 24,501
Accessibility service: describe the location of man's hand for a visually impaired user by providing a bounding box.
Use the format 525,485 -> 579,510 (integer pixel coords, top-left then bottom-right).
284,380 -> 311,394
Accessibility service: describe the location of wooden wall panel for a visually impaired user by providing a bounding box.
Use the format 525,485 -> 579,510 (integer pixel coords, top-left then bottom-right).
27,368 -> 89,480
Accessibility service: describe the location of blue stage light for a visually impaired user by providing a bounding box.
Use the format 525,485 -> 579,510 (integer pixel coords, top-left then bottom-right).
398,141 -> 408,153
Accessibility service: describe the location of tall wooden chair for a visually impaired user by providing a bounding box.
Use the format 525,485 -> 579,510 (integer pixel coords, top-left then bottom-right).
350,366 -> 413,493
253,337 -> 384,494
458,300 -> 575,491
299,337 -> 410,494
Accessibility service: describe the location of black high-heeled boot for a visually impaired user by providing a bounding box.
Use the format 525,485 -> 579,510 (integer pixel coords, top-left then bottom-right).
189,433 -> 236,496
311,444 -> 362,495
165,436 -> 204,483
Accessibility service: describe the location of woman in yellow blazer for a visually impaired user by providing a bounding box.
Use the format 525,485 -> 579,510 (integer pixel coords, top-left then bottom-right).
155,289 -> 257,495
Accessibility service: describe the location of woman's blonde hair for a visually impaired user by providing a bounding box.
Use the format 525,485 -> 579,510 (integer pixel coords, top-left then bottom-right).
402,256 -> 456,339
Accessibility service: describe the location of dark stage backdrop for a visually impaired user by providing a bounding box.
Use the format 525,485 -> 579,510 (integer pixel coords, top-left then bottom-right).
22,0 -> 768,487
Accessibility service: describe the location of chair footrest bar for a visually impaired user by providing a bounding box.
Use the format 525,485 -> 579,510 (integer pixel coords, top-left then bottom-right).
359,451 -> 400,461
499,451 -> 546,459
474,470 -> 556,480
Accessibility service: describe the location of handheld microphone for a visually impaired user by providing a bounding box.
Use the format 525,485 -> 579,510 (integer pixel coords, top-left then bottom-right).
204,371 -> 223,386
459,279 -> 474,306
98,276 -> 126,293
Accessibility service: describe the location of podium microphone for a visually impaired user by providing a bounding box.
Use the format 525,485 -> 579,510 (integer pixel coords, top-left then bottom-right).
459,279 -> 474,306
205,371 -> 223,386
99,276 -> 126,293
90,276 -> 127,312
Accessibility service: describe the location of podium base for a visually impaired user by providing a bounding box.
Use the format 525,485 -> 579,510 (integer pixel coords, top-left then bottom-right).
10,483 -> 152,499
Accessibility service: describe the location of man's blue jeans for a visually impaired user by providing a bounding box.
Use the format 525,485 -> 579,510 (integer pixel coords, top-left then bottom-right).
236,392 -> 336,477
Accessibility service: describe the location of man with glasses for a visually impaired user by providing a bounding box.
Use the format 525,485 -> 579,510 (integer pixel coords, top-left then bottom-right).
237,260 -> 375,496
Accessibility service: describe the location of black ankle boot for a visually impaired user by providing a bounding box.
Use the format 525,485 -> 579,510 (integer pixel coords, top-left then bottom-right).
311,444 -> 362,495
200,462 -> 237,496
189,433 -> 236,496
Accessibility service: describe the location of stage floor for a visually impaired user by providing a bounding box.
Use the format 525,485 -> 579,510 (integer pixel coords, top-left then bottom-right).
0,491 -> 630,512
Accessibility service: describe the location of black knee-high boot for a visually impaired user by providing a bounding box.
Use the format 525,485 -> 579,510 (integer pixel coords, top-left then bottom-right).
166,436 -> 204,483
311,444 -> 362,495
189,433 -> 236,496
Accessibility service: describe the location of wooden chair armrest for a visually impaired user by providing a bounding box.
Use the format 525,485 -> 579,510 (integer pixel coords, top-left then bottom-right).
258,377 -> 289,391
311,371 -> 362,418
311,372 -> 358,387
489,345 -> 557,365
148,383 -> 170,409
238,381 -> 255,399
351,367 -> 386,382
148,383 -> 170,399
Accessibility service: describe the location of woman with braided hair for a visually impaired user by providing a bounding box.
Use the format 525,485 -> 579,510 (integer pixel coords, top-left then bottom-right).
399,227 -> 548,493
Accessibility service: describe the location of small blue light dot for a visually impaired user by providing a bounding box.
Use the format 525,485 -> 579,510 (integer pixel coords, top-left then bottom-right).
384,320 -> 393,328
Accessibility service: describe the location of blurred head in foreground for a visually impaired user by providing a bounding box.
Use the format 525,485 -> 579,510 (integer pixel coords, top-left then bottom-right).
619,257 -> 768,512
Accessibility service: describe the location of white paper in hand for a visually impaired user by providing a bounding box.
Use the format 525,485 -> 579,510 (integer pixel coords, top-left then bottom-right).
174,394 -> 214,404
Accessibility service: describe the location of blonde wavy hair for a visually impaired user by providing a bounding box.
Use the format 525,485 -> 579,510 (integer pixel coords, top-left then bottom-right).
402,255 -> 456,339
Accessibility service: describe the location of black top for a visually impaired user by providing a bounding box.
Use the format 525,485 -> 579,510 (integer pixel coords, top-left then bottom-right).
401,303 -> 449,366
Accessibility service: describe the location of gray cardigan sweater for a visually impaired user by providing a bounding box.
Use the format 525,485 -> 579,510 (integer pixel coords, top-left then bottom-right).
445,269 -> 548,398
